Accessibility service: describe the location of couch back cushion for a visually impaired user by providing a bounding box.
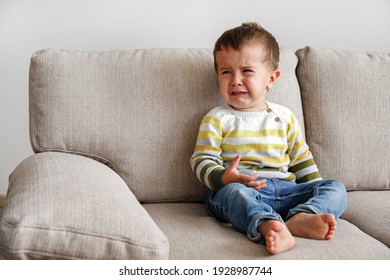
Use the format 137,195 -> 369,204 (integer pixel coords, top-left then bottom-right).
296,47 -> 390,191
29,48 -> 303,202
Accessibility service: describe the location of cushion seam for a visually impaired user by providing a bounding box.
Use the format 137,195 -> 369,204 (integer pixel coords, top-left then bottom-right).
1,220 -> 168,250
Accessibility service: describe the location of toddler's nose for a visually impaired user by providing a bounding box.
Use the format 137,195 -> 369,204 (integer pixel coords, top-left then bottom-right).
231,74 -> 243,87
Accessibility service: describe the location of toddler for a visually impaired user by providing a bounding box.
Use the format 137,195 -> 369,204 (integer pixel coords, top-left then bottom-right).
190,22 -> 347,254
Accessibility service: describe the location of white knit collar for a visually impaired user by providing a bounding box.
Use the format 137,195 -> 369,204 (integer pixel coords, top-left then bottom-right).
224,101 -> 274,117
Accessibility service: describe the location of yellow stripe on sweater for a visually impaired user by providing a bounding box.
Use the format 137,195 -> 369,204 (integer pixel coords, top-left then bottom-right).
201,116 -> 222,129
221,143 -> 287,153
225,129 -> 285,138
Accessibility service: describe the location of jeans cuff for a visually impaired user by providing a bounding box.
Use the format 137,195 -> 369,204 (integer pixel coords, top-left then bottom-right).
286,205 -> 321,221
247,213 -> 284,244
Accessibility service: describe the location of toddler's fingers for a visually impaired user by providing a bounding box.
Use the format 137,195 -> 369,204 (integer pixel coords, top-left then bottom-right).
246,180 -> 267,190
238,173 -> 258,183
243,172 -> 260,182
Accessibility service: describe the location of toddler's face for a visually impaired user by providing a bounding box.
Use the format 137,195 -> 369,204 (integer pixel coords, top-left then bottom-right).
215,45 -> 279,112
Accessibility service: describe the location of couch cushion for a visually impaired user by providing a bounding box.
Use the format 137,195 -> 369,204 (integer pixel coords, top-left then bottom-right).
29,48 -> 303,202
0,152 -> 169,259
341,191 -> 390,247
296,47 -> 390,191
144,203 -> 390,259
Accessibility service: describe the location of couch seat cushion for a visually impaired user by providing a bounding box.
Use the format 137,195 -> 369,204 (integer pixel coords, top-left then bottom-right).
144,203 -> 390,259
341,191 -> 390,247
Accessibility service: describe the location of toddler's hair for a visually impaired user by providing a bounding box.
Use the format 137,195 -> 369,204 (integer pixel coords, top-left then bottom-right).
213,22 -> 279,71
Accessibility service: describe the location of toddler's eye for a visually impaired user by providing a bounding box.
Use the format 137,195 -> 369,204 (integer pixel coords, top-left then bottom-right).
221,70 -> 230,75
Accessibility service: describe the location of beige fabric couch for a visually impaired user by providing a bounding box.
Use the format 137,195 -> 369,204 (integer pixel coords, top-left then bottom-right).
0,47 -> 389,259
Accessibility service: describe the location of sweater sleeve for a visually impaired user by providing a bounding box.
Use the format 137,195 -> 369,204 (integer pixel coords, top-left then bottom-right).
286,113 -> 322,183
190,114 -> 226,190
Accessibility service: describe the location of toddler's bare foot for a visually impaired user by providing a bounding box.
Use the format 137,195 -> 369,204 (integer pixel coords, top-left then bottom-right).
258,220 -> 295,255
286,213 -> 337,240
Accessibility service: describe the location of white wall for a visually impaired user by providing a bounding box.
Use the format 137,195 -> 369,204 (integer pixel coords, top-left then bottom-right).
0,0 -> 389,195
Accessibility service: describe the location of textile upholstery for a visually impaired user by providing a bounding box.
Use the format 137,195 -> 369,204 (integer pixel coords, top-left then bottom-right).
28,48 -> 303,203
341,191 -> 390,247
296,47 -> 390,191
0,152 -> 168,259
144,203 -> 390,259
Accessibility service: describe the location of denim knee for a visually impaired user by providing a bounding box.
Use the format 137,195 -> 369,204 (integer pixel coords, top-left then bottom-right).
205,183 -> 254,227
286,179 -> 348,219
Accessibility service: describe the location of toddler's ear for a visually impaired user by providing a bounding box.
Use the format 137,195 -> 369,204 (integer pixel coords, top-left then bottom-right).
267,69 -> 280,91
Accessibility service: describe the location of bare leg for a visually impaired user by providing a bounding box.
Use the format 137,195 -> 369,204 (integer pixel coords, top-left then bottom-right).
258,220 -> 295,255
286,213 -> 337,240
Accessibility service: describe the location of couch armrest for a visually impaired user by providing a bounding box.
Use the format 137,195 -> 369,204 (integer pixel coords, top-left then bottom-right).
0,152 -> 169,259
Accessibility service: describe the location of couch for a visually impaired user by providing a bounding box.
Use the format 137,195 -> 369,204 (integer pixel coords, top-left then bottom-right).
0,47 -> 389,259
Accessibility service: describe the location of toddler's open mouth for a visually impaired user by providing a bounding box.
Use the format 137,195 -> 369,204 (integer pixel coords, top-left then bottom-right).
230,91 -> 248,96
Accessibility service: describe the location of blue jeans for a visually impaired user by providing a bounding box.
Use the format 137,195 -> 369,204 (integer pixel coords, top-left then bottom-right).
206,178 -> 347,243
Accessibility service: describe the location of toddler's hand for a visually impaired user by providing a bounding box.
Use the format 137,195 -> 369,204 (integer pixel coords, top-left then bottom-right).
222,154 -> 267,190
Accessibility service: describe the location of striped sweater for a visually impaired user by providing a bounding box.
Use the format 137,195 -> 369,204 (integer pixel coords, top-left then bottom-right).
190,102 -> 322,191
